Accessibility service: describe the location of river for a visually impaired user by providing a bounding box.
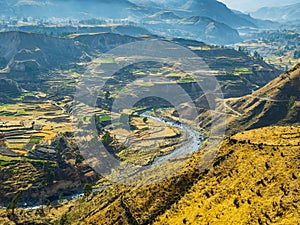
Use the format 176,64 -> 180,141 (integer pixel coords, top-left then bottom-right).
17,111 -> 204,210
140,111 -> 205,166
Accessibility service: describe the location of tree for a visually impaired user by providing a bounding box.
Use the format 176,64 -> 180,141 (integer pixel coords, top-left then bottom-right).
102,132 -> 113,146
253,51 -> 263,60
43,162 -> 55,184
143,117 -> 148,123
83,183 -> 93,197
75,153 -> 84,166
7,192 -> 21,216
288,96 -> 296,110
59,193 -> 64,204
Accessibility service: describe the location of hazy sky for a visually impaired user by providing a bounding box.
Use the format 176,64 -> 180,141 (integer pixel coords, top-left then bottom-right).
218,0 -> 300,12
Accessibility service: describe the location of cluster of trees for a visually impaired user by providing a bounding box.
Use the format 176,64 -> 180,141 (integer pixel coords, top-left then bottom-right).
238,47 -> 264,61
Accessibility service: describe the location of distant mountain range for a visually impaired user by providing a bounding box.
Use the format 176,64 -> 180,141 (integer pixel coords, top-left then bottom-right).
133,0 -> 262,28
0,0 -> 137,18
251,3 -> 300,22
145,15 -> 242,44
0,0 -> 285,45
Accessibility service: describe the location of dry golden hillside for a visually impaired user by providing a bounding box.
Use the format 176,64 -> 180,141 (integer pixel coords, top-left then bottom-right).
1,64 -> 299,225
2,125 -> 298,225
226,63 -> 300,134
154,126 -> 300,225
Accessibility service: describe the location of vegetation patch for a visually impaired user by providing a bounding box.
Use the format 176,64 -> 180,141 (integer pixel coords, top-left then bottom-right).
178,74 -> 195,83
29,137 -> 43,143
97,115 -> 112,122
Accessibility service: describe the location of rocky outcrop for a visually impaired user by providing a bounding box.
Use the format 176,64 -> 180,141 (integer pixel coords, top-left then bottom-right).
0,78 -> 21,103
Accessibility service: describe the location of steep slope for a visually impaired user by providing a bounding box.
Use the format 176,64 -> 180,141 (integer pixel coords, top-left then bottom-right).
148,11 -> 182,20
176,0 -> 256,28
134,0 -> 256,28
0,31 -> 88,100
226,64 -> 300,134
0,31 -> 83,76
154,127 -> 300,225
5,126 -> 298,225
233,10 -> 279,29
251,3 -> 300,22
180,16 -> 242,44
71,32 -> 140,53
145,15 -> 242,44
0,79 -> 21,103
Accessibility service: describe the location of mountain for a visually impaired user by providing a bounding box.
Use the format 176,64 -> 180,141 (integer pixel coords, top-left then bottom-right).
134,0 -> 257,28
218,0 -> 300,12
153,125 -> 300,224
0,31 -> 83,74
48,65 -> 298,225
1,0 -> 282,45
148,11 -> 182,20
1,0 -> 138,19
179,16 -> 242,44
227,64 -> 300,134
173,0 -> 256,28
0,78 -> 21,103
251,3 -> 300,22
145,15 -> 242,44
232,10 -> 279,29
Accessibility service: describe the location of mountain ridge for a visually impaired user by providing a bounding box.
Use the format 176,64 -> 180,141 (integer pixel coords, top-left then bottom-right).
226,63 -> 300,134
251,3 -> 300,22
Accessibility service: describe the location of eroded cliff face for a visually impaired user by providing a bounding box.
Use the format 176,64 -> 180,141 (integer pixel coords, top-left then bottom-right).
0,78 -> 21,103
0,31 -> 83,72
0,133 -> 100,207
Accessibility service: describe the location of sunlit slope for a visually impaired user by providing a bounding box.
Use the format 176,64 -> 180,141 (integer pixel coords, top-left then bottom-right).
154,126 -> 300,225
227,63 -> 300,134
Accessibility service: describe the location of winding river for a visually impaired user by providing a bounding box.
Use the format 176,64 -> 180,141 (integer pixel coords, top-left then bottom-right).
18,111 -> 205,210
140,111 -> 205,166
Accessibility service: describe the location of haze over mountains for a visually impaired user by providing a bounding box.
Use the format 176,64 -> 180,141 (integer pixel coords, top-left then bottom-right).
0,0 -> 137,19
135,0 -> 256,28
0,0 -> 288,45
219,0 -> 300,12
251,3 -> 300,22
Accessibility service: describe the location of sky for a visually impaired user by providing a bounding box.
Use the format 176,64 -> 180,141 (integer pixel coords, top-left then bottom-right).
218,0 -> 300,12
